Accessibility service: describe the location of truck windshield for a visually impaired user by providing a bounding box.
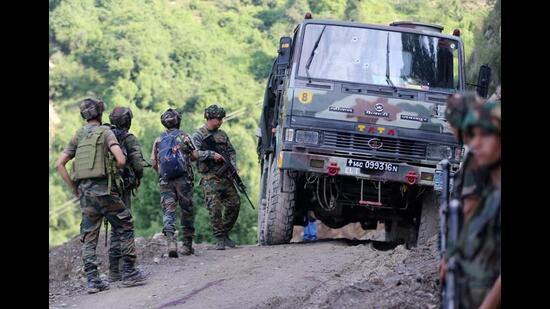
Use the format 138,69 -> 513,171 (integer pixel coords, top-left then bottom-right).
298,24 -> 461,92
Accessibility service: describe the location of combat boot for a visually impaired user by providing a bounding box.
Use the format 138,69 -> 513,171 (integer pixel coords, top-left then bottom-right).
167,233 -> 178,258
215,236 -> 225,250
121,259 -> 148,287
87,273 -> 110,294
224,236 -> 236,248
122,269 -> 148,287
108,256 -> 121,282
181,237 -> 194,255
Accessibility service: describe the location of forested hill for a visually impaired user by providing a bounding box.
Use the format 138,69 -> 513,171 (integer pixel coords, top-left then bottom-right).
49,0 -> 499,246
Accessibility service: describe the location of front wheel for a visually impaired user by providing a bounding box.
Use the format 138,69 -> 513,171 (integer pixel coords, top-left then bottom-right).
262,158 -> 296,245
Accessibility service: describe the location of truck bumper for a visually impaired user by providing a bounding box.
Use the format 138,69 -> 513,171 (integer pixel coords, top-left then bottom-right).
278,150 -> 439,187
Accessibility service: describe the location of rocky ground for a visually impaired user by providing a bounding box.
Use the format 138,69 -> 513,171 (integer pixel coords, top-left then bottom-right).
49,224 -> 440,309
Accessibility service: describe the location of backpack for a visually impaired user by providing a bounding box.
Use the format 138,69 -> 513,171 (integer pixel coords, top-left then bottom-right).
111,127 -> 139,190
158,129 -> 189,180
73,126 -> 111,180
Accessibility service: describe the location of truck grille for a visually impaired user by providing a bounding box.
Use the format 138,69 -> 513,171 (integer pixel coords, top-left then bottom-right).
323,131 -> 427,159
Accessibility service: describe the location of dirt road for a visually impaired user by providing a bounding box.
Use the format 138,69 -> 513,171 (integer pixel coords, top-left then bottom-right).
49,231 -> 440,309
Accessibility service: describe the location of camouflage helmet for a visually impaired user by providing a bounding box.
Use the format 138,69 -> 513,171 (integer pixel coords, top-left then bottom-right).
204,104 -> 226,120
109,107 -> 133,129
160,108 -> 181,128
462,99 -> 501,135
79,98 -> 105,120
445,92 -> 483,129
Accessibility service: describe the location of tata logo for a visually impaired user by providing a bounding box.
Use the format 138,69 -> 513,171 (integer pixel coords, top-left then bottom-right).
367,138 -> 383,150
357,125 -> 396,136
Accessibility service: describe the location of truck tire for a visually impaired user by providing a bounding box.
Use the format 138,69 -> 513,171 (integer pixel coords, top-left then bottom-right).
384,220 -> 415,247
263,158 -> 295,245
385,188 -> 438,248
416,188 -> 439,247
257,157 -> 270,245
257,197 -> 268,245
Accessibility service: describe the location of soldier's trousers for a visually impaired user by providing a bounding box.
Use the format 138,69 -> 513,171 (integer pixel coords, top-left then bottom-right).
160,178 -> 194,238
201,176 -> 241,238
79,190 -> 136,278
109,189 -> 132,265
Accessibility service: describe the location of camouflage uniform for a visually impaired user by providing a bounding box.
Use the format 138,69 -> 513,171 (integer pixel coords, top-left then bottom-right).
444,150 -> 489,260
116,133 -> 147,208
64,124 -> 139,284
443,92 -> 489,258
192,106 -> 240,247
107,107 -> 149,280
454,184 -> 501,308
151,129 -> 195,241
452,99 -> 501,308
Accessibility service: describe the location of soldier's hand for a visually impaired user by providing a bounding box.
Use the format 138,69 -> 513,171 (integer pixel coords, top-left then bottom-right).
213,152 -> 225,162
73,187 -> 80,199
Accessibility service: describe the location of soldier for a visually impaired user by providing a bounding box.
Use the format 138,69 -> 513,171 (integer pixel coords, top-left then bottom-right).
151,108 -> 198,257
454,99 -> 501,309
55,98 -> 147,294
107,107 -> 149,282
192,104 -> 241,250
439,92 -> 490,283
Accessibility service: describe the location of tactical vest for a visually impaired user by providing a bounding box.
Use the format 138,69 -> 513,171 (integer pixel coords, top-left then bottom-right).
72,125 -> 120,192
112,127 -> 139,190
197,127 -> 227,175
73,126 -> 110,179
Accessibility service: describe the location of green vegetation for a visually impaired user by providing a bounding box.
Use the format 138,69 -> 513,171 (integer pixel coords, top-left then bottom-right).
49,0 -> 499,246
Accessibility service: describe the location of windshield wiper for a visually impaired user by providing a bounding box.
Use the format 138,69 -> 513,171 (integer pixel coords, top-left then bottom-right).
305,26 -> 327,76
385,32 -> 397,91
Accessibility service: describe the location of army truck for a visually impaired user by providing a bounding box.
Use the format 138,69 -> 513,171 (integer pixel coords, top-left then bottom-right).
256,18 -> 487,247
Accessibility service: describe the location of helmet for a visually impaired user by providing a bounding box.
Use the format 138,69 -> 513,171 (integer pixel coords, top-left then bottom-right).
109,107 -> 133,129
445,92 -> 483,129
160,108 -> 181,128
79,98 -> 104,120
462,99 -> 501,135
204,104 -> 226,120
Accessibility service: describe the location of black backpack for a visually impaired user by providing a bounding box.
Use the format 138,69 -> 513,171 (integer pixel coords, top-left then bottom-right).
111,126 -> 139,190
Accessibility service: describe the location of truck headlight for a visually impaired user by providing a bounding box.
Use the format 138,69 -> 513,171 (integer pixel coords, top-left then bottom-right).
285,128 -> 294,142
427,144 -> 452,160
295,130 -> 319,145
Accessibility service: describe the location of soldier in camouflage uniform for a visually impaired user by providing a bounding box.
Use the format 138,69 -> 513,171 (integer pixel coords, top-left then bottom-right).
55,98 -> 147,294
192,104 -> 241,250
439,92 -> 490,283
107,107 -> 149,282
453,98 -> 501,309
151,108 -> 198,257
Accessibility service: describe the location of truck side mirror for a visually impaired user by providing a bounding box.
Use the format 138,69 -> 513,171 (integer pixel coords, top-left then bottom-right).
476,65 -> 491,98
277,36 -> 292,67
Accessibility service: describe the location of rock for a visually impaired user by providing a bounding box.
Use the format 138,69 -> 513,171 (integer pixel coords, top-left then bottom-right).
152,233 -> 166,244
134,237 -> 147,247
154,258 -> 160,264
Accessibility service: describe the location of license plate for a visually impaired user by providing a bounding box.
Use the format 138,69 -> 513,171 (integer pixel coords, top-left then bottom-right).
345,159 -> 399,173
